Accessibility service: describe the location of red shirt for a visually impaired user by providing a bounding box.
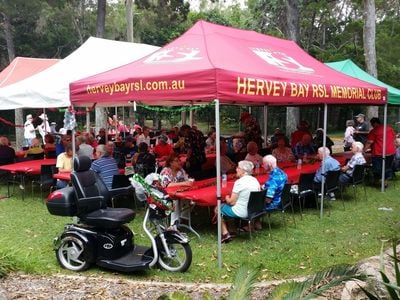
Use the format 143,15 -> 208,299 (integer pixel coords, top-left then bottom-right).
153,143 -> 173,158
367,124 -> 396,156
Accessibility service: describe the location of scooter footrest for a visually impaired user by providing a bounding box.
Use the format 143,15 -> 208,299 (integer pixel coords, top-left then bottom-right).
97,245 -> 153,272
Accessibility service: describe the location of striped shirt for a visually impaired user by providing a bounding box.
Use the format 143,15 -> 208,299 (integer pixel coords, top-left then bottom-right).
91,156 -> 119,189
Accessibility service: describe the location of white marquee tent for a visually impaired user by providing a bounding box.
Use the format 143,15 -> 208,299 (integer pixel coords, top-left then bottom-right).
0,37 -> 159,110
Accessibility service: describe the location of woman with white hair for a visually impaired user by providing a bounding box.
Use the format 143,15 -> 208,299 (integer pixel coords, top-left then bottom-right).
339,141 -> 366,184
240,155 -> 288,231
219,160 -> 260,243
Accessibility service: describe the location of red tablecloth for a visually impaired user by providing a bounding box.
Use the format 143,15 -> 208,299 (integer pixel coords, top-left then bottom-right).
165,156 -> 350,207
0,159 -> 57,175
158,154 -> 216,170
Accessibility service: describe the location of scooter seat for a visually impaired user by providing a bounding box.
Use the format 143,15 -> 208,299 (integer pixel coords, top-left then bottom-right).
81,208 -> 135,229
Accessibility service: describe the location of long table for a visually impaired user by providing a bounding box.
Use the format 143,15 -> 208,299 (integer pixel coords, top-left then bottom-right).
0,158 -> 57,199
165,162 -> 322,207
164,155 -> 347,237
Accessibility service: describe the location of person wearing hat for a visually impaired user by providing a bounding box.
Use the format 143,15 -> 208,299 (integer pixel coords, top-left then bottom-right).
37,113 -> 50,145
343,120 -> 355,151
217,160 -> 260,243
153,134 -> 174,160
353,113 -> 369,145
50,122 -> 57,134
23,114 -> 36,147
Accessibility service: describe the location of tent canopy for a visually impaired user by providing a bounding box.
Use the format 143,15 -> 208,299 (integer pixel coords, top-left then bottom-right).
0,57 -> 59,87
325,59 -> 400,105
0,37 -> 159,110
71,20 -> 387,107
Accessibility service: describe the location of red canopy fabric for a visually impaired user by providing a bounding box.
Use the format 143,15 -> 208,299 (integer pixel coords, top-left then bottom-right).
0,57 -> 59,87
70,20 -> 387,107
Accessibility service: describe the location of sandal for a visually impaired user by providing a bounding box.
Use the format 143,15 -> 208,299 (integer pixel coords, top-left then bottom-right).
221,233 -> 232,243
239,225 -> 253,232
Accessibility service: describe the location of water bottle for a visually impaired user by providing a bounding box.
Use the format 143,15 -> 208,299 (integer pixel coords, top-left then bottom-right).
255,162 -> 260,174
297,159 -> 302,170
222,173 -> 227,188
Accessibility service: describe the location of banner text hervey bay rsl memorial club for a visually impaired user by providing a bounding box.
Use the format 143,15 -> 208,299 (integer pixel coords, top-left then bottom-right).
236,76 -> 384,101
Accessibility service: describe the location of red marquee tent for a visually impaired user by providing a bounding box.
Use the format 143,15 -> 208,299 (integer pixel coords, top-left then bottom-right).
70,20 -> 386,106
70,20 -> 388,266
0,57 -> 59,87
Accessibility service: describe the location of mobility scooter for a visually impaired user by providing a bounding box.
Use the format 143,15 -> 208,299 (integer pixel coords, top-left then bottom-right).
46,156 -> 192,273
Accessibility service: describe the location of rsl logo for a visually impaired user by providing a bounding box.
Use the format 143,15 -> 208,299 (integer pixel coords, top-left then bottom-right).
251,48 -> 314,74
144,47 -> 202,64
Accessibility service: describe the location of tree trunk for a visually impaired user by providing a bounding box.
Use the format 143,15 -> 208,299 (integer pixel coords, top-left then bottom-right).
126,0 -> 133,42
96,0 -> 106,38
2,12 -> 23,149
126,0 -> 135,122
363,0 -> 379,119
95,0 -> 107,132
285,0 -> 300,136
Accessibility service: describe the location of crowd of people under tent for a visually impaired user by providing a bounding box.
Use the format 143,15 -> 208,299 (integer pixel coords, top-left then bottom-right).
1,110 -> 400,242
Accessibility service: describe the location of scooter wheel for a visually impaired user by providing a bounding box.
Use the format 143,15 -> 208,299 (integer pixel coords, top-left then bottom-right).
56,234 -> 91,272
158,242 -> 192,272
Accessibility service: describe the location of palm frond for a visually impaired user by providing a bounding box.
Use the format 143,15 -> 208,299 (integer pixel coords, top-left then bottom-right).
357,283 -> 380,300
268,281 -> 306,300
380,271 -> 400,300
227,265 -> 260,300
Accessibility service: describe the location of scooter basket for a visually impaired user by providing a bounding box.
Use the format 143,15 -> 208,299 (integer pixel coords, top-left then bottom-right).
148,196 -> 169,219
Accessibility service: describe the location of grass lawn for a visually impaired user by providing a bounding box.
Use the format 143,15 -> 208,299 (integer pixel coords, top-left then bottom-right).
0,179 -> 399,284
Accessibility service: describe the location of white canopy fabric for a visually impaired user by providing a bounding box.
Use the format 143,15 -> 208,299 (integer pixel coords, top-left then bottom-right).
0,37 -> 159,110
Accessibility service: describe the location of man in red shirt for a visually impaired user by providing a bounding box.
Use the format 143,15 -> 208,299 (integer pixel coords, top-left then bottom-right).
364,117 -> 396,185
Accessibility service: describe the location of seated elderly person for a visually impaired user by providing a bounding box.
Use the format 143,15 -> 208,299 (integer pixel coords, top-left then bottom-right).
244,141 -> 263,168
132,142 -> 156,177
90,144 -> 120,190
76,135 -> 94,159
25,138 -> 44,159
56,143 -> 73,189
242,155 -> 288,232
218,138 -> 237,174
160,153 -> 194,226
0,136 -> 16,164
272,137 -> 295,163
293,134 -> 316,161
339,141 -> 366,184
313,146 -> 341,200
153,134 -> 174,160
218,160 -> 260,243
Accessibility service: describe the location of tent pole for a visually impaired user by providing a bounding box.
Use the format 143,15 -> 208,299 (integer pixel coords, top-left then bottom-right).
319,103 -> 328,218
122,107 -> 125,139
86,108 -> 90,134
215,99 -> 222,269
381,104 -> 388,192
189,103 -> 194,127
263,105 -> 268,148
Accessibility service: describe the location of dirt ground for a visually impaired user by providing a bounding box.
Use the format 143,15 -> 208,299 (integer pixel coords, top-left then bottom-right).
0,273 -> 282,300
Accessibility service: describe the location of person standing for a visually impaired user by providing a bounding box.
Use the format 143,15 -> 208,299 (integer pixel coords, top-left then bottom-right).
24,114 -> 36,147
364,117 -> 396,185
353,113 -> 369,145
343,120 -> 355,151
